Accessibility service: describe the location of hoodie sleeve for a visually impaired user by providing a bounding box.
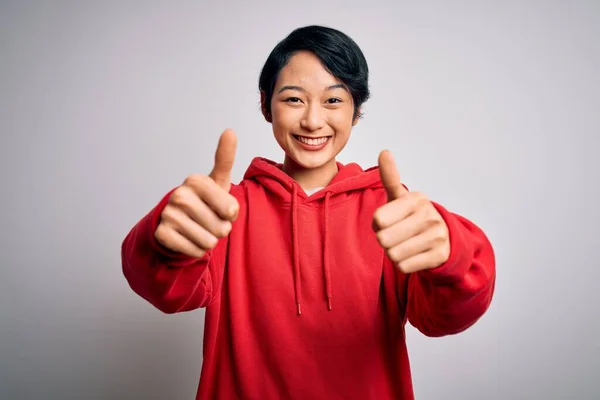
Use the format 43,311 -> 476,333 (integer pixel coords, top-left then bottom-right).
401,202 -> 496,337
121,188 -> 230,314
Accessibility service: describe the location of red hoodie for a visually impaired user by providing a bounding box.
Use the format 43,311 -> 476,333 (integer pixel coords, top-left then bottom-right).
122,157 -> 495,400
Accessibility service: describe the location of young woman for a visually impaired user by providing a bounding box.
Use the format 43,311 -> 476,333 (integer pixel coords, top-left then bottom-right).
122,25 -> 496,400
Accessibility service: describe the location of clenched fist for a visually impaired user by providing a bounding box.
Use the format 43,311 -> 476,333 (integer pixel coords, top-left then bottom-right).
155,129 -> 239,258
373,150 -> 451,274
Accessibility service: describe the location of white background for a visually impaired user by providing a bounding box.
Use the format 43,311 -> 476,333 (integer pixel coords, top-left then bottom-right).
1,1 -> 599,398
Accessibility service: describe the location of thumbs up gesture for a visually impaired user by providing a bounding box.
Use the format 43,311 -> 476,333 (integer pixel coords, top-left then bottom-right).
155,129 -> 240,258
373,150 -> 450,274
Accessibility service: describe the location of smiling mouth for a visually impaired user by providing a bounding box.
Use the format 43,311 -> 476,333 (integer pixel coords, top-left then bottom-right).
293,135 -> 332,146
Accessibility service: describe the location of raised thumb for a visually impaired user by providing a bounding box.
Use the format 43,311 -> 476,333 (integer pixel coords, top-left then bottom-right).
209,129 -> 237,190
378,150 -> 406,201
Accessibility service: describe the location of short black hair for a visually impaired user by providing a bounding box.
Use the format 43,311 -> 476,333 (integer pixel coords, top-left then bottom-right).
259,25 -> 370,120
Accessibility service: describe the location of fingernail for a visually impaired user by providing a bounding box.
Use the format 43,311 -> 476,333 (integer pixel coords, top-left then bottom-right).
223,221 -> 232,235
229,204 -> 239,218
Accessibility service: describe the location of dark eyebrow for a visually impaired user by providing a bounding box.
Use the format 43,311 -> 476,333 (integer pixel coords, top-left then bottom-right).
277,84 -> 348,94
326,84 -> 348,92
277,85 -> 305,94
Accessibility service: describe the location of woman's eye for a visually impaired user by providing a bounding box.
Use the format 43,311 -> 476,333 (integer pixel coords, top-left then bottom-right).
327,98 -> 342,104
285,97 -> 302,103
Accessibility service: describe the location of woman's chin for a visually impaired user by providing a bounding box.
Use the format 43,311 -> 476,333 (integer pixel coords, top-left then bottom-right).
286,150 -> 335,171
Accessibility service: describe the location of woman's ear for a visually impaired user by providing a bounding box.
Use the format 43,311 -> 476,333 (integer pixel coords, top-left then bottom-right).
352,108 -> 361,126
260,91 -> 272,123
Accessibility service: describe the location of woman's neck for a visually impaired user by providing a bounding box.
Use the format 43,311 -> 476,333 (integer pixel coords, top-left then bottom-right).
282,155 -> 338,191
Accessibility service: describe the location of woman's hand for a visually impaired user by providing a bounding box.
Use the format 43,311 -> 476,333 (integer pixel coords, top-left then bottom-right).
155,130 -> 239,258
373,150 -> 450,273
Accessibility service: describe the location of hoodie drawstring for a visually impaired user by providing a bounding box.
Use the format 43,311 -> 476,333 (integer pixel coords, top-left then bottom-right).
323,192 -> 333,311
290,185 -> 333,315
291,184 -> 302,315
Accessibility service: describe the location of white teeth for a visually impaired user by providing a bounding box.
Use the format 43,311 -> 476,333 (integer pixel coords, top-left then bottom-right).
297,136 -> 329,145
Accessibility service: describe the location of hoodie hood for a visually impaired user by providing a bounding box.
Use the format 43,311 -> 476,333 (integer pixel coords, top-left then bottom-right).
244,157 -> 383,201
243,157 -> 383,315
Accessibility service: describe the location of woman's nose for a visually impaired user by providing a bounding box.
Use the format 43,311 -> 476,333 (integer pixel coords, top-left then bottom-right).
300,103 -> 325,132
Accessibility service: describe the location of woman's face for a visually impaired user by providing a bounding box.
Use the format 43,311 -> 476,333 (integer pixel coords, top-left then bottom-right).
266,51 -> 358,170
